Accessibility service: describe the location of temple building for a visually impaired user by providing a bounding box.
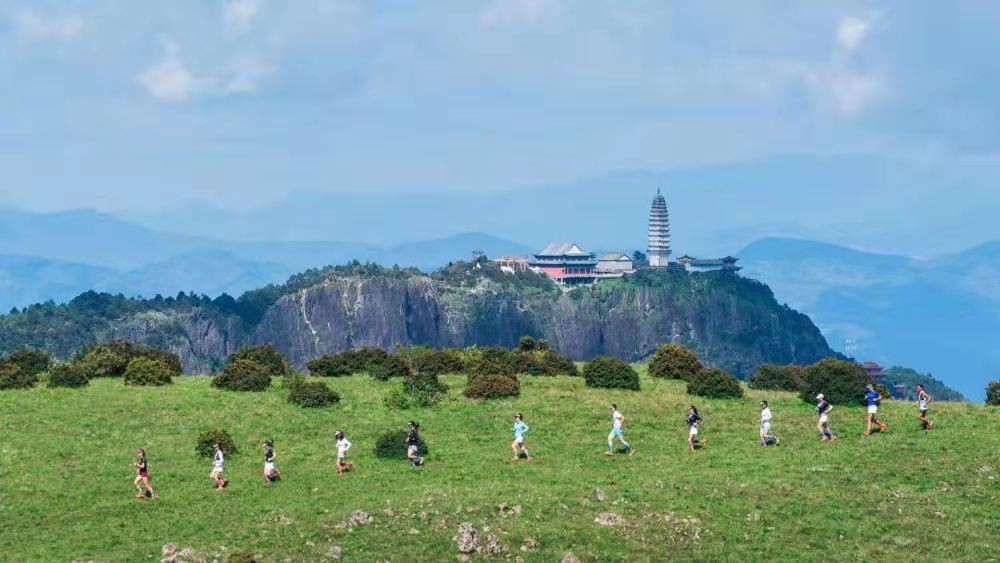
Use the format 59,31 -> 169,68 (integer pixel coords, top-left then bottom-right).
596,252 -> 634,273
863,361 -> 888,383
529,242 -> 598,285
675,255 -> 742,273
648,189 -> 671,267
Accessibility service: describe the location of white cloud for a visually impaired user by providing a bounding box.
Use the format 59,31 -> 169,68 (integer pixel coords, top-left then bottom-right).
481,0 -> 557,29
137,43 -> 197,103
223,55 -> 271,94
10,9 -> 86,41
836,13 -> 879,55
224,0 -> 258,30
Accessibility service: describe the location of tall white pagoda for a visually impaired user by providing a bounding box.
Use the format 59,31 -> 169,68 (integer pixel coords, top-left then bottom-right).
648,189 -> 671,267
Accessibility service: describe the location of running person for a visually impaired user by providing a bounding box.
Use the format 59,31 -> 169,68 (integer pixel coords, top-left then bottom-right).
511,413 -> 532,462
863,384 -> 888,436
687,405 -> 706,452
335,430 -> 353,475
816,393 -> 836,442
263,441 -> 280,483
916,384 -> 934,431
605,404 -> 634,456
406,421 -> 424,467
210,442 -> 228,491
759,401 -> 773,447
132,448 -> 157,500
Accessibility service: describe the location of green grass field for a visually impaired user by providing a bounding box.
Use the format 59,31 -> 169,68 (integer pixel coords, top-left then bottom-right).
1,371 -> 998,561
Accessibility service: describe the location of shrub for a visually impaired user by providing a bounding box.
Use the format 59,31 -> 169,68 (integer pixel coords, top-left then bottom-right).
403,371 -> 448,406
373,429 -> 428,459
648,344 -> 703,381
383,387 -> 411,410
413,349 -> 466,376
688,367 -> 744,399
7,348 -> 51,377
800,358 -> 872,405
213,359 -> 272,392
288,381 -> 340,408
47,363 -> 89,388
74,340 -> 181,378
987,380 -> 1000,406
528,350 -> 578,376
355,348 -> 391,372
124,357 -> 174,386
536,338 -> 550,351
464,373 -> 520,399
517,335 -> 537,352
0,362 -> 37,390
229,345 -> 289,376
371,355 -> 412,381
307,354 -> 353,377
195,429 -> 238,458
281,371 -> 306,394
748,364 -> 805,392
583,357 -> 640,390
140,348 -> 183,376
873,383 -> 893,401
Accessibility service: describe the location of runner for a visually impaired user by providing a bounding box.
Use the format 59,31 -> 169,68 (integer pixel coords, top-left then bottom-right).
863,384 -> 888,436
605,404 -> 635,456
511,413 -> 533,462
406,421 -> 425,467
335,430 -> 354,475
132,448 -> 157,500
210,442 -> 228,491
816,393 -> 836,442
263,441 -> 280,483
916,384 -> 934,431
759,401 -> 773,447
687,405 -> 707,452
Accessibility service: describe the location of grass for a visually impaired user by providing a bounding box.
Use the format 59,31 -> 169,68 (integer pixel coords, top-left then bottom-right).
1,370 -> 998,561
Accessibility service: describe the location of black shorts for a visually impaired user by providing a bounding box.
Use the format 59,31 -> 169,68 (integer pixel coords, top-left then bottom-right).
919,409 -> 928,416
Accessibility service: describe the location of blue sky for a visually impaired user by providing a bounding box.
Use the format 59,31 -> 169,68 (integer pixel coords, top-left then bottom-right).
1,1 -> 998,212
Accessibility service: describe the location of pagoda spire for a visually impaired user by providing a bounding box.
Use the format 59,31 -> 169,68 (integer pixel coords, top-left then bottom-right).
648,189 -> 671,267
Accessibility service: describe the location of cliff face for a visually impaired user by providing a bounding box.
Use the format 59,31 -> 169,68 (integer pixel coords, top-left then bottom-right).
0,265 -> 835,377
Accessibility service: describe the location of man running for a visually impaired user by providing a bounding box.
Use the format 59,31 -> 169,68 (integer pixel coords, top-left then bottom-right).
263,441 -> 280,483
759,401 -> 773,447
605,404 -> 634,456
687,405 -> 706,453
406,421 -> 425,467
863,384 -> 888,436
916,384 -> 934,431
816,393 -> 836,442
335,430 -> 353,475
210,442 -> 228,491
133,448 -> 157,500
511,413 -> 533,462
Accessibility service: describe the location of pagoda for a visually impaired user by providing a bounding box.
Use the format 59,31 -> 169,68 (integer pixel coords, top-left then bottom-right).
648,189 -> 671,267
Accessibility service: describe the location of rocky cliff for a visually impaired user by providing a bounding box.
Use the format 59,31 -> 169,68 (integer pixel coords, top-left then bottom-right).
0,262 -> 835,376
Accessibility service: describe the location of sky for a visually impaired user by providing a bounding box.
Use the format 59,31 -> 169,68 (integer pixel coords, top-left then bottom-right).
1,1 -> 999,212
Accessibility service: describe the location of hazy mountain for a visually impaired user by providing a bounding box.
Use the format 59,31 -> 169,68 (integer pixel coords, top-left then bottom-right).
126,155 -> 1000,257
0,255 -> 120,310
739,237 -> 1000,400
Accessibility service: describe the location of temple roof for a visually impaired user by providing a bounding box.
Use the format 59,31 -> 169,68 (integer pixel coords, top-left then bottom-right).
599,252 -> 630,261
536,241 -> 592,257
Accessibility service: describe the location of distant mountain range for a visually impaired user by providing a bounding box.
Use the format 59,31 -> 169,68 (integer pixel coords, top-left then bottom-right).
739,238 -> 1000,400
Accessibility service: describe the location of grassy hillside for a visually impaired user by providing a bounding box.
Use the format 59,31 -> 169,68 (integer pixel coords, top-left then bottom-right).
1,371 -> 997,561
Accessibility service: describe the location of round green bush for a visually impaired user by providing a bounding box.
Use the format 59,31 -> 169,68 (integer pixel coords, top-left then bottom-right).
413,350 -> 466,376
74,341 -> 181,378
0,362 -> 37,390
47,363 -> 89,388
213,359 -> 272,392
383,387 -> 411,410
799,358 -> 872,405
583,356 -> 640,390
371,355 -> 411,381
6,348 -> 51,377
527,350 -> 578,376
373,429 -> 428,459
687,367 -> 744,399
140,348 -> 183,376
195,428 -> 238,458
124,357 -> 174,386
229,345 -> 289,376
648,344 -> 703,381
464,373 -> 520,399
873,383 -> 893,401
288,381 -> 340,408
307,354 -> 352,377
986,380 -> 1000,406
748,364 -> 805,391
517,335 -> 537,352
402,371 -> 448,406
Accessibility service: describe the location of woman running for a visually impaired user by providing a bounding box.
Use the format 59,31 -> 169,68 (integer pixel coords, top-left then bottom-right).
406,421 -> 425,468
133,448 -> 157,500
511,413 -> 533,462
335,430 -> 353,476
863,384 -> 888,436
263,441 -> 280,483
759,401 -> 773,447
687,406 -> 706,452
916,384 -> 934,431
816,393 -> 836,442
210,442 -> 228,491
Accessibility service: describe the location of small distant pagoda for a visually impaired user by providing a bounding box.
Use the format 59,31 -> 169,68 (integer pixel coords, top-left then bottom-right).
648,189 -> 671,267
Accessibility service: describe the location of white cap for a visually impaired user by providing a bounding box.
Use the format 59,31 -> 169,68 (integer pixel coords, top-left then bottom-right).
816,393 -> 824,399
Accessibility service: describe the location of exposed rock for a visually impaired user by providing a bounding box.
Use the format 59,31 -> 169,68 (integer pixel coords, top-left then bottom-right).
478,533 -> 509,556
595,488 -> 607,502
454,522 -> 480,554
520,537 -> 539,552
326,546 -> 342,560
163,544 -> 178,556
595,513 -> 624,526
562,553 -> 581,563
336,510 -> 373,529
